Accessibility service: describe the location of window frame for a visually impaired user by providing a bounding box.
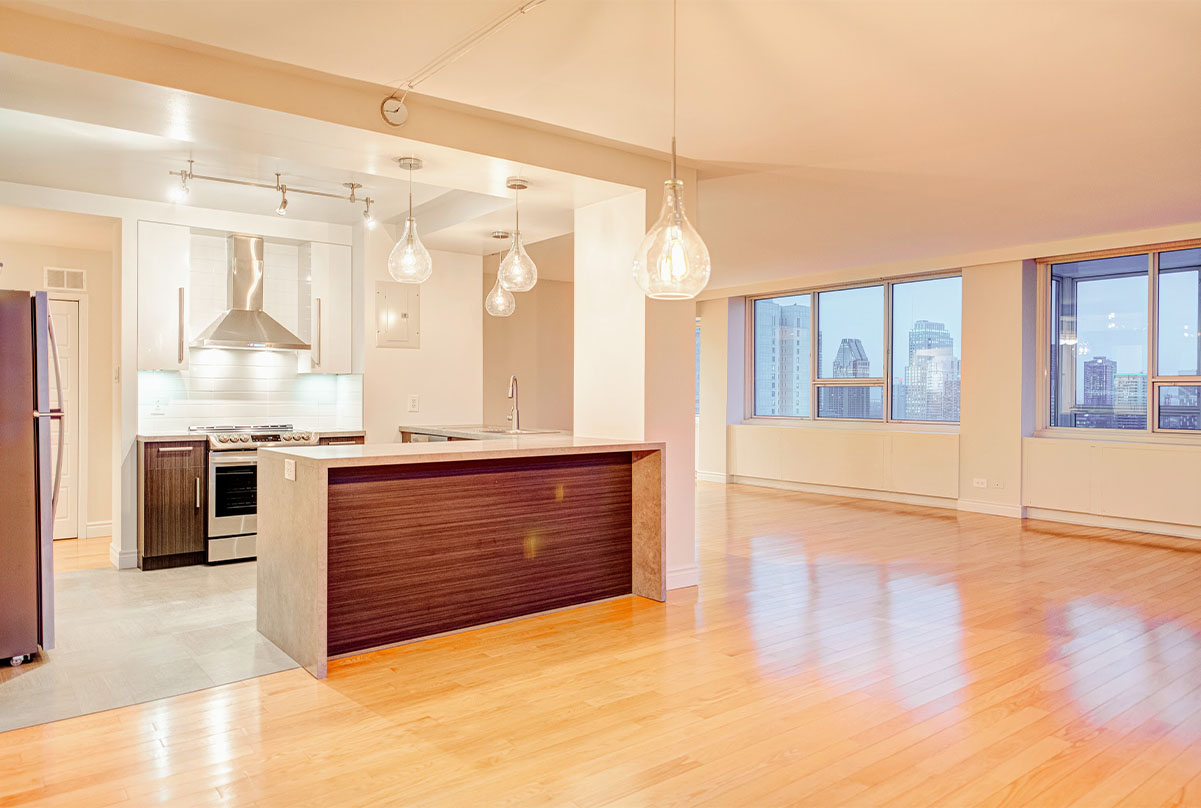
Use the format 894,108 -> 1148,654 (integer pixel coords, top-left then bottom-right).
1036,238 -> 1201,440
745,270 -> 962,426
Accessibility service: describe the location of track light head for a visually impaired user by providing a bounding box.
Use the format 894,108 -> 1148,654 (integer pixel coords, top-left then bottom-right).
363,198 -> 376,229
276,186 -> 288,216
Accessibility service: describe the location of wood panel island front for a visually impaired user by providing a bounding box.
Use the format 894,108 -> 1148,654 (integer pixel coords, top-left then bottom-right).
256,436 -> 666,678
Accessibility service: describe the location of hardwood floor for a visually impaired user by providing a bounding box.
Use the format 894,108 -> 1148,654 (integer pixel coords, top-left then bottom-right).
52,535 -> 112,573
6,482 -> 1201,806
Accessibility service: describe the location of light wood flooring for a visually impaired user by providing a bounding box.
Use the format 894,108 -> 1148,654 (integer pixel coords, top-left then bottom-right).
52,535 -> 113,573
4,482 -> 1201,806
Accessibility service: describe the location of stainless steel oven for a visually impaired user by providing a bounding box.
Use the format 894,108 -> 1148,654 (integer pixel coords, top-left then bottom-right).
207,449 -> 258,562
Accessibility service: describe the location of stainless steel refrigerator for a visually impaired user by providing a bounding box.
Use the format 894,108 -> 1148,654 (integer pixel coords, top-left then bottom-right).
0,289 -> 62,665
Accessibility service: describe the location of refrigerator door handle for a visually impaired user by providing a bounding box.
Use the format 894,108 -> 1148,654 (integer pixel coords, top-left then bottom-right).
47,312 -> 65,516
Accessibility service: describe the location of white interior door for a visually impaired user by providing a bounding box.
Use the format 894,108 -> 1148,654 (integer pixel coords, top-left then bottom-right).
49,299 -> 80,540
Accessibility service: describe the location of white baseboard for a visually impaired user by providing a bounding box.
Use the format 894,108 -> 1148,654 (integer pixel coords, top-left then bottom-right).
109,544 -> 137,570
695,471 -> 728,484
957,500 -> 1027,519
728,475 -> 959,511
86,520 -> 112,538
667,564 -> 699,590
1025,507 -> 1201,540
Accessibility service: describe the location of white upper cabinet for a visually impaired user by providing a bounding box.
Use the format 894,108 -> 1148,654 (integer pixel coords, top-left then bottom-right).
300,242 -> 352,374
137,221 -> 191,371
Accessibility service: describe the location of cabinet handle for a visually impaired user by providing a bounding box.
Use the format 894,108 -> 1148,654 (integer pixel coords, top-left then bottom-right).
325,440 -> 356,445
195,476 -> 201,509
156,446 -> 193,454
312,297 -> 322,367
177,287 -> 185,364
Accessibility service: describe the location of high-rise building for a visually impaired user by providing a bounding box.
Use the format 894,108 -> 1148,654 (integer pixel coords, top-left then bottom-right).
896,320 -> 959,421
822,338 -> 873,417
1083,356 -> 1116,408
832,338 -> 870,378
753,299 -> 810,416
1113,373 -> 1147,413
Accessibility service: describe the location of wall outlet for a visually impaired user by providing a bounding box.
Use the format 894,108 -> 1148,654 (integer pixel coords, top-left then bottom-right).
284,459 -> 296,481
407,394 -> 420,412
972,477 -> 987,489
991,479 -> 1004,489
150,399 -> 166,416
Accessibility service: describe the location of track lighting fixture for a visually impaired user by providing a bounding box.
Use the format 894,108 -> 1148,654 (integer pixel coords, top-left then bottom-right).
166,163 -> 379,222
168,159 -> 193,203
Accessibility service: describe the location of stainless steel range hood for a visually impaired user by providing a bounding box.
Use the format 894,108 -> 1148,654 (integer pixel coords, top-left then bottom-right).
192,234 -> 310,351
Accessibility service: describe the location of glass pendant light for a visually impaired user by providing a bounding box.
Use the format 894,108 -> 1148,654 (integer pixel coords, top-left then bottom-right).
485,275 -> 516,317
632,0 -> 710,300
388,157 -> 433,283
497,177 -> 538,292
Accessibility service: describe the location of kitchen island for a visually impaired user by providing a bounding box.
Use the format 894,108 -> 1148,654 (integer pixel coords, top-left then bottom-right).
256,436 -> 665,678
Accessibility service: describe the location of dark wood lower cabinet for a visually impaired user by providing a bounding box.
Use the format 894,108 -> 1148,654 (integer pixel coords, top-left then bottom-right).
138,441 -> 206,570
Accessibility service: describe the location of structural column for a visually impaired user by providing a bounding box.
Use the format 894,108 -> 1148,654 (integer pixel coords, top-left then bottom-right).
574,190 -> 698,589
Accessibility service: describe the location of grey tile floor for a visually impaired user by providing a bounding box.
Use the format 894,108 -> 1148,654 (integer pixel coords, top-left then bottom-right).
0,562 -> 297,733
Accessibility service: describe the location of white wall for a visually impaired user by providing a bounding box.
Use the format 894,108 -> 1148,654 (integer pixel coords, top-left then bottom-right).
0,238 -> 114,535
360,223 -> 483,442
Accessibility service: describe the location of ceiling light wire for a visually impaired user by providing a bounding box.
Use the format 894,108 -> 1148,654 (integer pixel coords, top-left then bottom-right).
386,0 -> 552,105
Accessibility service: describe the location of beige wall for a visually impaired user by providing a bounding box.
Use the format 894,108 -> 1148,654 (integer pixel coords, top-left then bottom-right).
359,225 -> 483,442
0,239 -> 114,531
481,235 -> 574,430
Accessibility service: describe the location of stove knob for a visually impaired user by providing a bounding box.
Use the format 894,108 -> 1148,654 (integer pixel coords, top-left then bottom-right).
217,435 -> 229,443
303,432 -> 312,441
283,434 -> 293,441
239,434 -> 250,443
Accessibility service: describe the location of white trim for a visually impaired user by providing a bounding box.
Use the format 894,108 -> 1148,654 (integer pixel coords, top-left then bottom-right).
728,475 -> 959,511
109,542 -> 136,570
695,470 -> 728,484
48,293 -> 88,541
667,564 -> 699,590
86,521 -> 112,538
1024,507 -> 1201,541
957,500 -> 1026,519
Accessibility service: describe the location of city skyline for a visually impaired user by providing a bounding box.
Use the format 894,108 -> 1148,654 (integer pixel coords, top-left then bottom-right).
754,279 -> 961,421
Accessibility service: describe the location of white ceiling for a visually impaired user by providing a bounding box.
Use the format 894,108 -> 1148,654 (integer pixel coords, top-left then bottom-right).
0,204 -> 117,251
9,1 -> 1201,287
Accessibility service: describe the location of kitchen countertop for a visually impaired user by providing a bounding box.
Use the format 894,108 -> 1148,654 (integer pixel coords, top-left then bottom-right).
398,424 -> 567,440
262,434 -> 660,469
137,429 -> 366,443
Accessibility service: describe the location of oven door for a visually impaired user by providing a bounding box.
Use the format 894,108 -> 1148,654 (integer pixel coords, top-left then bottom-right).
208,450 -> 257,539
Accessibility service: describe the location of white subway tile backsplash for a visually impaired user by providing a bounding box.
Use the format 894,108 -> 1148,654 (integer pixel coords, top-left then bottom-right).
138,349 -> 362,433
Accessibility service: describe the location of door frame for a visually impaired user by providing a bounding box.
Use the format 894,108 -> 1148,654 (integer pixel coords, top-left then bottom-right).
47,291 -> 89,541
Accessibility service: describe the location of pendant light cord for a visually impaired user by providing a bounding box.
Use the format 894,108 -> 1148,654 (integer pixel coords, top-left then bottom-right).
408,165 -> 413,218
515,185 -> 520,235
671,0 -> 678,182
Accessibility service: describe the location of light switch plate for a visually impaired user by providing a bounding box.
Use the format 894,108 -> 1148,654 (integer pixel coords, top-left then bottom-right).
284,459 -> 296,481
972,477 -> 987,489
407,394 -> 420,412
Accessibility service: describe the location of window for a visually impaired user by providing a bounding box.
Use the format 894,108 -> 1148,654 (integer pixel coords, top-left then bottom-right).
749,274 -> 961,423
753,293 -> 811,417
891,277 -> 962,422
1044,241 -> 1201,434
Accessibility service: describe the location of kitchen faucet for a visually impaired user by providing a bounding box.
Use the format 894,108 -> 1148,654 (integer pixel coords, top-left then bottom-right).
507,375 -> 520,431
